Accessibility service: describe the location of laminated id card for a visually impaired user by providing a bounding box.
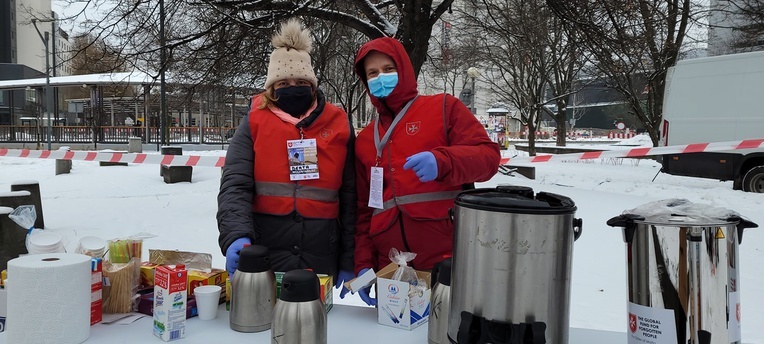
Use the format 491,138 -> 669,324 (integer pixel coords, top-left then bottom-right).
287,139 -> 319,181
368,167 -> 384,209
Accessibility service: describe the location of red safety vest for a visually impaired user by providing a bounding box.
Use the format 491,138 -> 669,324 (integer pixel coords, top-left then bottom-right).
362,95 -> 462,234
249,97 -> 351,219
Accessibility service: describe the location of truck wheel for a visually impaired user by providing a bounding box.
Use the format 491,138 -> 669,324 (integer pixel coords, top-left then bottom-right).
742,166 -> 764,193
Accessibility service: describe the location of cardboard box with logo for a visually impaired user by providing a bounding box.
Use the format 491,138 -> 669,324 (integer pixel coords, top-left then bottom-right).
346,263 -> 431,330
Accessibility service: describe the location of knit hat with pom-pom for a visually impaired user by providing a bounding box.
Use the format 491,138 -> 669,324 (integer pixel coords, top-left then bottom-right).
264,19 -> 318,89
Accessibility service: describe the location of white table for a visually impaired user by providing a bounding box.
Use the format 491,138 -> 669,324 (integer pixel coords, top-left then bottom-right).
0,304 -> 626,343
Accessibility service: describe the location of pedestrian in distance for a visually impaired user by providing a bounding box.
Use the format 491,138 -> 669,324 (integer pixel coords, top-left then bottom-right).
217,18 -> 357,298
352,37 -> 501,306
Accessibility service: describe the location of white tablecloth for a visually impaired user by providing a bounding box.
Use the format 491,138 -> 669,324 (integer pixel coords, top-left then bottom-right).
0,303 -> 626,343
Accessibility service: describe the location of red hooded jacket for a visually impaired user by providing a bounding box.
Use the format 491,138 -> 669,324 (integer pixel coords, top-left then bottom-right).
353,37 -> 501,272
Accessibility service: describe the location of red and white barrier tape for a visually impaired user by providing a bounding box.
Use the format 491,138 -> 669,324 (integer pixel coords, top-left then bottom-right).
0,148 -> 226,167
499,138 -> 764,165
2,138 -> 763,168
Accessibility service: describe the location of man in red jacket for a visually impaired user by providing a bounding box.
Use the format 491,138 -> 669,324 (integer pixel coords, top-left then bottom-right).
352,37 -> 500,306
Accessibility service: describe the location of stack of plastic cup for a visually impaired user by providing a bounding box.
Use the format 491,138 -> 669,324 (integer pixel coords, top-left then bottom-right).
76,236 -> 107,258
27,232 -> 65,254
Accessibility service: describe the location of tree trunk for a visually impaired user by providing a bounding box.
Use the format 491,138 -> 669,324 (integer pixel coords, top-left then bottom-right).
397,9 -> 435,77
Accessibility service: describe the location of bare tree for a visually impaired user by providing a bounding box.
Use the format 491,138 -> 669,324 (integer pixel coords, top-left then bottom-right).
709,0 -> 764,54
460,0 -> 580,154
547,0 -> 701,146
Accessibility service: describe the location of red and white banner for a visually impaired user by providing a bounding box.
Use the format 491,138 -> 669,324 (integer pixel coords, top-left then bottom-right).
2,138 -> 763,168
499,138 -> 764,165
0,148 -> 226,167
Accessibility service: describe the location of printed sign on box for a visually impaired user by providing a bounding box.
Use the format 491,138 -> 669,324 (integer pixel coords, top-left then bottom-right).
375,263 -> 431,331
627,302 -> 678,344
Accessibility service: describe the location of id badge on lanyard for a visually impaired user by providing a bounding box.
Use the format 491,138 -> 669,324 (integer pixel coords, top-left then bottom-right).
368,97 -> 417,209
287,138 -> 319,181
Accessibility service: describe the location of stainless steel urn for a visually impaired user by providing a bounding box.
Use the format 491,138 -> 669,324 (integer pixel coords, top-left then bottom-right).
447,185 -> 581,344
607,199 -> 757,344
271,269 -> 327,344
230,244 -> 276,332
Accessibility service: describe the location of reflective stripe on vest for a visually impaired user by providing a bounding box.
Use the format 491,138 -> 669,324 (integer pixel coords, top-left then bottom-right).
372,190 -> 462,216
256,182 -> 339,202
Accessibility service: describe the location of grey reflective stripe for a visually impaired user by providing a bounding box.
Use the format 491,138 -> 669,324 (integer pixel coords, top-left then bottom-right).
256,182 -> 338,202
371,190 -> 462,215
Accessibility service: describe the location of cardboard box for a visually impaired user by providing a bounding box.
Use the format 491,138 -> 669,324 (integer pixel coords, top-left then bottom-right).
140,261 -> 160,287
375,263 -> 431,331
142,261 -> 227,305
275,271 -> 333,313
90,258 -> 103,325
153,265 -> 187,342
188,268 -> 227,304
138,290 -> 198,319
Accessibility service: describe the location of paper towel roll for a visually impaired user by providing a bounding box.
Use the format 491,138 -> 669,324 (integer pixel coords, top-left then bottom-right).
7,253 -> 91,343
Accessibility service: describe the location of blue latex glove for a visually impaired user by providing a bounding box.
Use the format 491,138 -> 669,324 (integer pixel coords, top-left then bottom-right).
335,270 -> 354,299
403,151 -> 438,182
357,268 -> 377,306
225,237 -> 252,277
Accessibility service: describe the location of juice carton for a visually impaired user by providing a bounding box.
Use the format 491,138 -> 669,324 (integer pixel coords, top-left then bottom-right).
90,258 -> 103,325
153,264 -> 187,341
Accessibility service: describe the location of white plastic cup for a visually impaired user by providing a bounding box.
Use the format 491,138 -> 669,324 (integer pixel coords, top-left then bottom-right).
27,232 -> 64,254
194,285 -> 222,320
76,236 -> 107,258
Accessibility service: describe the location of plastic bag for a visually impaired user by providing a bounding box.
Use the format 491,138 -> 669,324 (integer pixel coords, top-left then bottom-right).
8,205 -> 45,252
389,248 -> 418,284
8,205 -> 36,232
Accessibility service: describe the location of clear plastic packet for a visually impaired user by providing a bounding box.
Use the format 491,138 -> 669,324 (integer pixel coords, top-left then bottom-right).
389,248 -> 418,284
8,205 -> 36,231
8,205 -> 52,253
102,258 -> 141,314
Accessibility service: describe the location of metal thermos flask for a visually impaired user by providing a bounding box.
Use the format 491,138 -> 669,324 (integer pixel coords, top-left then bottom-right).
271,269 -> 327,344
428,258 -> 452,344
229,244 -> 276,332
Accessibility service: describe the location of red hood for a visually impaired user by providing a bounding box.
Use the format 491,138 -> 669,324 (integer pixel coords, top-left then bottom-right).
354,37 -> 419,118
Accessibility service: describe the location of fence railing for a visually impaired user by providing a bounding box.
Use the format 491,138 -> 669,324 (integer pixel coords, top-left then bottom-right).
0,125 -> 236,144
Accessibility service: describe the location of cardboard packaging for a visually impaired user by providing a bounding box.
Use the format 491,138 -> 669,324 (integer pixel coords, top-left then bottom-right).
138,290 -> 198,319
140,261 -> 160,287
188,268 -> 227,303
153,264 -> 187,342
366,263 -> 432,331
275,271 -> 333,313
91,258 -> 103,325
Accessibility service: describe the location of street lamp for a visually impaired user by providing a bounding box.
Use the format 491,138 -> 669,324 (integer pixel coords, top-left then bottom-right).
466,67 -> 480,114
31,18 -> 53,151
159,0 -> 167,147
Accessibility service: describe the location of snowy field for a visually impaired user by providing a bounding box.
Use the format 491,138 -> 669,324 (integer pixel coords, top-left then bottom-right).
1,135 -> 762,342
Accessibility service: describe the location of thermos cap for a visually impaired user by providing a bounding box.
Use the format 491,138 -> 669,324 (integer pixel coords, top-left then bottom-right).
237,245 -> 271,273
438,258 -> 452,286
279,269 -> 320,302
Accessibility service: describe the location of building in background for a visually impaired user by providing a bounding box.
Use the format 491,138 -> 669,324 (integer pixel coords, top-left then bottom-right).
708,0 -> 764,56
1,0 -> 71,125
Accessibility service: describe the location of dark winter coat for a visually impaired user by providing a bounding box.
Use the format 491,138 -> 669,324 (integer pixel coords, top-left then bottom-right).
217,90 -> 357,276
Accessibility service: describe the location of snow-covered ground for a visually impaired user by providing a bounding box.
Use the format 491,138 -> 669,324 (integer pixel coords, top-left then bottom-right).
1,135 -> 762,341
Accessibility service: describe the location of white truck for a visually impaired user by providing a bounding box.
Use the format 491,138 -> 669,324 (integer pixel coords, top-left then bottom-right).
660,50 -> 764,193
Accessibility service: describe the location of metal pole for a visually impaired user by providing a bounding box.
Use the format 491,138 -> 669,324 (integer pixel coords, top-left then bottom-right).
159,0 -> 167,147
44,32 -> 52,150
32,20 -> 52,151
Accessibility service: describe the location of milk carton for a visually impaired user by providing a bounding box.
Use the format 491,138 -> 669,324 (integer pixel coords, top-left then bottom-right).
153,264 -> 187,341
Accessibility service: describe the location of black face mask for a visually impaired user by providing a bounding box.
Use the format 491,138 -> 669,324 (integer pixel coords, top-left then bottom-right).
275,86 -> 314,118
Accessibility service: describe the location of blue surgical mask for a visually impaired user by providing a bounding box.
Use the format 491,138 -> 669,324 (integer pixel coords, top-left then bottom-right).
367,72 -> 398,98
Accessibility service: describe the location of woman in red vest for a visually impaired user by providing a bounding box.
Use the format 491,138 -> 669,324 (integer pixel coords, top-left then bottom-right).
217,19 -> 356,298
352,37 -> 501,306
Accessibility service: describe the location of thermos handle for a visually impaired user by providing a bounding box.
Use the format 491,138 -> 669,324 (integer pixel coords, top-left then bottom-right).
606,214 -> 645,244
431,260 -> 442,287
573,218 -> 583,241
728,215 -> 758,244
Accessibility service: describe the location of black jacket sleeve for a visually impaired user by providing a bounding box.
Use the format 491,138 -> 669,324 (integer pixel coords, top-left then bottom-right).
217,117 -> 257,255
337,120 -> 357,272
